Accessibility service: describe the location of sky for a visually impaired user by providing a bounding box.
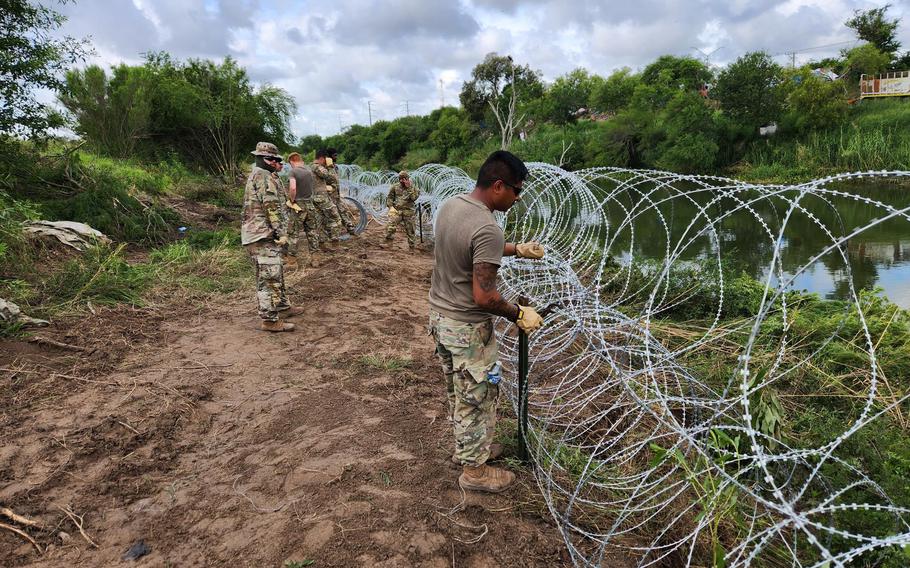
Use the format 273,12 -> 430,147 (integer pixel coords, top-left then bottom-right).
51,0 -> 910,138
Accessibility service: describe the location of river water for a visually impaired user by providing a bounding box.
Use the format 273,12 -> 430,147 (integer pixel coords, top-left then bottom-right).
599,181 -> 910,309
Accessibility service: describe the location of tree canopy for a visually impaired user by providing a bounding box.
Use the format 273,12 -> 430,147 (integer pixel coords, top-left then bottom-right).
0,0 -> 90,137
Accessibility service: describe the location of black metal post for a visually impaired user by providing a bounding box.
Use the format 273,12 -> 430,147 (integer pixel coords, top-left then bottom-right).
418,203 -> 424,243
517,328 -> 530,462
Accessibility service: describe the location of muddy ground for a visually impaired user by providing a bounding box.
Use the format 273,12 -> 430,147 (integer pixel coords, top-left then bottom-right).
0,227 -> 598,567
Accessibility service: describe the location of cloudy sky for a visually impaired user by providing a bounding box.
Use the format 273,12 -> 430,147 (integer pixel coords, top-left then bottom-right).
53,0 -> 910,137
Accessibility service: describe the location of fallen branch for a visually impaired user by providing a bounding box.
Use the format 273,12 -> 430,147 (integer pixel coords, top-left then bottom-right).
57,505 -> 98,548
0,521 -> 41,553
29,337 -> 86,352
0,507 -> 43,529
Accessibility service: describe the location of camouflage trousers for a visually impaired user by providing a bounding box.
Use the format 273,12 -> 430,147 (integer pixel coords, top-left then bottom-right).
313,191 -> 342,242
429,310 -> 500,466
245,240 -> 290,322
287,201 -> 320,256
385,208 -> 416,248
328,188 -> 358,234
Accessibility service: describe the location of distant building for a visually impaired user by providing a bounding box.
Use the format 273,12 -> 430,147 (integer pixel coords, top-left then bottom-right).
860,71 -> 910,99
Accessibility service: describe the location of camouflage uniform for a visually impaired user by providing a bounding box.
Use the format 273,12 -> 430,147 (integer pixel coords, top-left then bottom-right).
428,311 -> 500,466
310,162 -> 343,242
241,164 -> 291,322
327,163 -> 358,234
385,180 -> 420,248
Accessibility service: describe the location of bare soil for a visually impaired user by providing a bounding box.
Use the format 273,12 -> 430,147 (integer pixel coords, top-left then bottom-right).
0,227 -> 581,567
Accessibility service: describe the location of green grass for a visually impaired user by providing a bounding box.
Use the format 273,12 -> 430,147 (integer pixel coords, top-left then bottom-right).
356,353 -> 413,372
738,99 -> 910,183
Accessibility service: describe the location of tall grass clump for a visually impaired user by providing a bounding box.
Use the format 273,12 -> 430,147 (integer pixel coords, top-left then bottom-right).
0,191 -> 41,271
148,239 -> 251,299
40,244 -> 150,313
740,99 -> 910,182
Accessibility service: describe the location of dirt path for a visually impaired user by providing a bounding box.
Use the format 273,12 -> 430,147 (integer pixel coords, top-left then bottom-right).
1,228 -> 574,567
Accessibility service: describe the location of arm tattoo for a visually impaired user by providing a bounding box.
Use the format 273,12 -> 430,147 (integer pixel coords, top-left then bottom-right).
474,262 -> 520,321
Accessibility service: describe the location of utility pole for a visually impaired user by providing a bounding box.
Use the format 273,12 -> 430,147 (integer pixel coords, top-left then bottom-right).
367,101 -> 373,126
439,79 -> 444,108
790,52 -> 796,68
403,100 -> 410,117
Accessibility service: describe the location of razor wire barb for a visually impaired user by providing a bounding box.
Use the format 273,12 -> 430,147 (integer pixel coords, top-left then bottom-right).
339,162 -> 910,567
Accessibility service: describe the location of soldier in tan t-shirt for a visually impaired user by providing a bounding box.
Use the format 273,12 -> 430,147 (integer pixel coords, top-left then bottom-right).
428,150 -> 546,494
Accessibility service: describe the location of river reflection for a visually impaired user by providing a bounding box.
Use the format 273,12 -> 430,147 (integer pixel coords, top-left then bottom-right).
598,181 -> 910,308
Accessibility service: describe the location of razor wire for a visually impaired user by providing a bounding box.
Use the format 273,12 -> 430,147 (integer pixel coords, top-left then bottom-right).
340,162 -> 910,567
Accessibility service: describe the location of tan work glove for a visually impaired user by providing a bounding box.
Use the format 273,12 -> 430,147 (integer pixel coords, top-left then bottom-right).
326,185 -> 337,193
274,235 -> 288,247
326,157 -> 334,167
286,200 -> 303,213
516,241 -> 545,259
516,305 -> 543,333
388,206 -> 399,218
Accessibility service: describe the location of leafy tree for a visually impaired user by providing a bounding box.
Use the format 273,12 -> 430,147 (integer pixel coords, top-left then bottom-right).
641,55 -> 713,92
589,68 -> 640,114
61,54 -> 295,177
713,51 -> 784,132
782,69 -> 849,133
544,68 -> 602,124
429,108 -> 473,160
845,4 -> 901,56
842,43 -> 892,83
0,0 -> 91,137
61,65 -> 153,157
655,91 -> 719,173
459,53 -> 543,122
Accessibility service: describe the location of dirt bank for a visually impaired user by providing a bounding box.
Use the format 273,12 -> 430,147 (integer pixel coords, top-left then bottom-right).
1,227 -> 581,567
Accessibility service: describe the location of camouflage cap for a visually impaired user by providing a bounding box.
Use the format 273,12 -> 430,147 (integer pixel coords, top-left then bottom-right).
398,170 -> 410,179
251,142 -> 282,159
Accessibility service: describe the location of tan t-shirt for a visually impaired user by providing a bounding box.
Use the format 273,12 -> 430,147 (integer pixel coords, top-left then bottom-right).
429,194 -> 505,323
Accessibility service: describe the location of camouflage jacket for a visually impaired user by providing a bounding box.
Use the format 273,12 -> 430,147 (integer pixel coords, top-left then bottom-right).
387,181 -> 419,211
327,165 -> 341,194
310,162 -> 333,195
241,166 -> 287,245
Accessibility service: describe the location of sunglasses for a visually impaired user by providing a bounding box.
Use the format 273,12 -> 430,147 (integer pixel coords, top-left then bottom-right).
264,157 -> 282,163
499,179 -> 523,195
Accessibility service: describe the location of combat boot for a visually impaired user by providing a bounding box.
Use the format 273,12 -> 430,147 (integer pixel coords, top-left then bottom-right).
280,306 -> 305,318
458,463 -> 515,493
260,320 -> 295,332
452,443 -> 503,465
379,238 -> 394,250
284,256 -> 299,270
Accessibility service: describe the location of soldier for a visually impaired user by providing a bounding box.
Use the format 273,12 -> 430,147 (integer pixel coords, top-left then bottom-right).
310,149 -> 344,247
326,148 -> 358,236
382,170 -> 420,250
428,150 -> 545,493
285,152 -> 321,268
241,142 -> 304,332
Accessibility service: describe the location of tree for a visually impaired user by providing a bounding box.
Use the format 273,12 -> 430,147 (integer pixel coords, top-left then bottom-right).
713,51 -> 784,132
0,0 -> 91,137
589,68 -> 640,114
842,43 -> 892,83
60,54 -> 295,177
459,53 -> 543,149
61,65 -> 152,157
544,68 -> 602,124
783,69 -> 849,133
846,4 -> 901,56
641,55 -> 713,92
655,91 -> 719,174
429,108 -> 472,160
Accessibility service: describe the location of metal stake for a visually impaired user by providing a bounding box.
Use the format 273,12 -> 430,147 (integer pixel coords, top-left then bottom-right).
517,327 -> 530,461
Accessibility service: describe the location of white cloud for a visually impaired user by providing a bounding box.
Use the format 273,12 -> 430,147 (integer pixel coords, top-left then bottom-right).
53,0 -> 910,136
